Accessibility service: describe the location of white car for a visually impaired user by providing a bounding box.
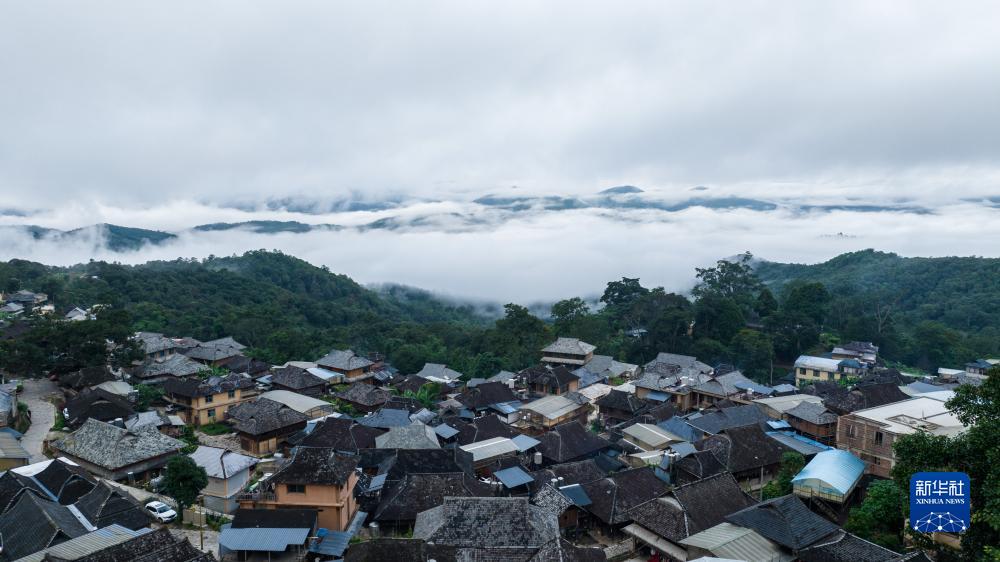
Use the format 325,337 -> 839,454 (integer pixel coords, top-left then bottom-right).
145,500 -> 177,523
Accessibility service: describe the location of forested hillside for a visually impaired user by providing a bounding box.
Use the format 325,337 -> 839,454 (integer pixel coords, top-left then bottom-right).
2,249 -> 998,380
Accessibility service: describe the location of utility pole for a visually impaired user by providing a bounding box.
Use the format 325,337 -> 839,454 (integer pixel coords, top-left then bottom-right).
199,495 -> 204,551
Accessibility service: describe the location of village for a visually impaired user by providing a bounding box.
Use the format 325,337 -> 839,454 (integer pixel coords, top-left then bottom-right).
0,288 -> 992,561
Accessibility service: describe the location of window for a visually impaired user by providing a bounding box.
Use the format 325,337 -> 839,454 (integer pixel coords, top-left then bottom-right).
874,431 -> 884,446
228,390 -> 236,399
798,368 -> 806,375
207,408 -> 216,418
847,424 -> 856,438
205,394 -> 214,403
286,484 -> 306,494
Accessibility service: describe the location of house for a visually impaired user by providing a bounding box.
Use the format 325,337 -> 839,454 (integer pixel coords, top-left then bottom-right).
0,390 -> 18,429
831,341 -> 879,365
457,436 -> 522,472
45,527 -> 213,561
837,394 -> 966,478
633,370 -> 713,411
791,448 -> 865,505
533,421 -> 612,465
0,493 -> 91,559
220,508 -> 318,560
522,365 -> 581,396
0,431 -> 29,469
518,393 -> 591,432
7,290 -> 47,308
414,363 -> 464,385
259,389 -> 336,418
679,522 -> 792,562
644,352 -> 713,377
965,358 -> 998,376
62,388 -> 135,428
794,356 -> 849,385
753,393 -> 825,420
226,398 -> 310,456
624,472 -> 758,560
190,446 -> 258,513
297,417 -> 382,452
684,403 -> 771,435
58,366 -> 116,393
785,401 -> 839,445
798,530 -> 933,562
239,447 -> 359,531
1,457 -> 98,509
573,355 -> 638,388
455,381 -> 516,414
134,331 -> 185,360
621,423 -> 685,453
51,418 -> 184,481
181,338 -> 245,366
270,365 -> 328,397
64,306 -> 90,321
375,423 -> 441,450
596,389 -> 648,425
73,480 -> 153,530
372,473 -> 495,532
725,494 -> 840,551
689,370 -> 762,408
162,374 -> 255,426
696,424 -> 792,491
541,338 -> 596,367
316,349 -> 376,380
0,302 -> 24,316
443,414 -> 521,446
578,467 -> 669,528
335,383 -> 390,414
133,353 -> 205,384
413,496 -> 559,550
359,408 -> 414,430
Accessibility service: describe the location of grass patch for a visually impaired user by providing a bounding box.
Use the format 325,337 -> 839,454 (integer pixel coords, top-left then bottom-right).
197,422 -> 232,436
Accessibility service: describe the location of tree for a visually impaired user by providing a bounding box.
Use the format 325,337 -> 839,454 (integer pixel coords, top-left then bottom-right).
782,281 -> 830,326
161,455 -> 208,523
845,479 -> 906,551
600,278 -> 649,309
761,451 -> 805,499
730,329 -> 774,382
693,293 -> 744,343
487,304 -> 549,370
551,298 -> 589,323
754,287 -> 778,319
134,384 -> 163,412
692,252 -> 762,314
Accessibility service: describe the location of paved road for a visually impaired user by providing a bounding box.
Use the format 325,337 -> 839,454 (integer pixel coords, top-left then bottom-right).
20,378 -> 59,463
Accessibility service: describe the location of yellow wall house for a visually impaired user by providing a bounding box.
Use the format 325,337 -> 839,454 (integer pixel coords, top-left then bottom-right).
793,356 -> 845,386
239,447 -> 359,531
163,374 -> 256,427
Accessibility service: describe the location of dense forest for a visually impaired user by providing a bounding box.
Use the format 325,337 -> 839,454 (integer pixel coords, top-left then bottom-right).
1,249 -> 997,379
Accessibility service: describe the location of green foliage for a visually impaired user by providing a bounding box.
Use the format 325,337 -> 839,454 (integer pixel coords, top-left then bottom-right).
162,455 -> 208,522
403,382 -> 441,410
730,329 -> 774,382
134,384 -> 163,412
845,479 -> 906,552
197,422 -> 232,436
178,426 -> 199,454
692,252 -> 762,315
761,451 -> 805,499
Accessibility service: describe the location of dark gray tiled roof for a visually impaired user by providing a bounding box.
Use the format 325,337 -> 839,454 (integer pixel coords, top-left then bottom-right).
272,447 -> 359,486
534,422 -> 611,464
413,497 -> 559,548
786,401 -> 839,425
579,467 -> 669,525
53,419 -> 185,471
231,508 -> 317,529
270,366 -> 326,390
374,473 -> 495,523
798,530 -> 920,562
685,404 -> 768,434
298,417 -> 381,451
596,389 -> 648,414
457,382 -> 517,410
0,492 -> 90,560
73,481 -> 152,530
629,472 -> 755,542
530,484 -> 575,516
227,398 -> 309,436
135,353 -> 204,379
725,494 -> 840,550
64,389 -> 135,427
522,365 -> 581,389
69,527 -> 214,561
531,458 -> 608,490
336,383 -> 391,407
317,349 -> 374,371
696,424 -> 791,473
163,373 -> 253,398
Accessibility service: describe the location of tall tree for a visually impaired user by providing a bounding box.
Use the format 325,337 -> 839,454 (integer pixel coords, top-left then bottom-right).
161,455 -> 208,524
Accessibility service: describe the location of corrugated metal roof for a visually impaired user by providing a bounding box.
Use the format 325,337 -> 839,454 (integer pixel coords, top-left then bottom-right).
791,449 -> 865,495
645,391 -> 669,402
680,522 -> 789,562
459,437 -> 519,461
494,466 -> 534,488
368,473 -> 388,492
558,484 -> 592,507
434,424 -> 460,439
623,423 -> 681,449
219,526 -> 311,551
765,431 -> 830,456
14,524 -> 149,562
511,434 -> 540,452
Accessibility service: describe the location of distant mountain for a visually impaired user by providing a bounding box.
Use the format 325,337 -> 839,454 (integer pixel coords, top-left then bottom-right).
193,220 -> 341,234
599,185 -> 644,195
2,223 -> 176,251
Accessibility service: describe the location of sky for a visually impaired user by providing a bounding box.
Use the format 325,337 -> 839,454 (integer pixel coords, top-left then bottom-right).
1,2 -> 999,301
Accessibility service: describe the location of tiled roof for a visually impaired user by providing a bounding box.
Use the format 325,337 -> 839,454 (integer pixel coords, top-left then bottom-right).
0,492 -> 90,560
534,422 -> 611,463
270,366 -> 326,390
456,382 -> 516,410
73,481 -> 152,530
725,494 -> 840,550
786,401 -> 838,425
685,404 -> 769,435
415,363 -> 464,382
596,389 -> 648,414
359,408 -> 413,429
447,414 -> 521,446
163,373 -> 253,398
58,366 -> 116,390
522,365 -> 581,388
374,473 -> 495,523
227,398 -> 309,436
135,353 -> 204,379
375,424 -> 441,450
580,468 -> 669,525
628,472 -> 755,542
231,508 -> 317,529
531,458 -> 608,490
413,497 -> 559,548
673,450 -> 727,486
298,417 -> 382,451
336,383 -> 391,407
798,530 -> 927,562
189,446 -> 258,479
69,527 -> 214,561
317,349 -> 374,371
358,448 -> 462,482
541,338 -> 597,356
53,419 -> 185,471
63,389 -> 135,427
272,447 -> 359,486
696,424 -> 791,473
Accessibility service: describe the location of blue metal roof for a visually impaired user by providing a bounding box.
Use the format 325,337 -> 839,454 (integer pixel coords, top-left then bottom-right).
511,434 -> 540,452
658,417 -> 702,442
359,408 -> 411,428
558,484 -> 592,507
434,424 -> 460,439
645,391 -> 669,402
494,466 -> 533,488
367,473 -> 388,492
767,420 -> 792,430
309,530 -> 351,556
489,401 -> 521,415
734,381 -> 775,395
219,527 -> 311,552
792,448 -> 865,495
766,431 -> 831,456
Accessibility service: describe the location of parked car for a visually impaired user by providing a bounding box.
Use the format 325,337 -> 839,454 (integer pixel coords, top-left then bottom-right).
145,500 -> 177,523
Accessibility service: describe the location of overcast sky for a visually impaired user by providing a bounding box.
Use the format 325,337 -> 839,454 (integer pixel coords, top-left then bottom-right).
1,2 -> 999,300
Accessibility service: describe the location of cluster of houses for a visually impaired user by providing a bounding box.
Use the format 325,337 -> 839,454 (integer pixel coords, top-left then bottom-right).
0,290 -> 100,321
0,322 -> 985,562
